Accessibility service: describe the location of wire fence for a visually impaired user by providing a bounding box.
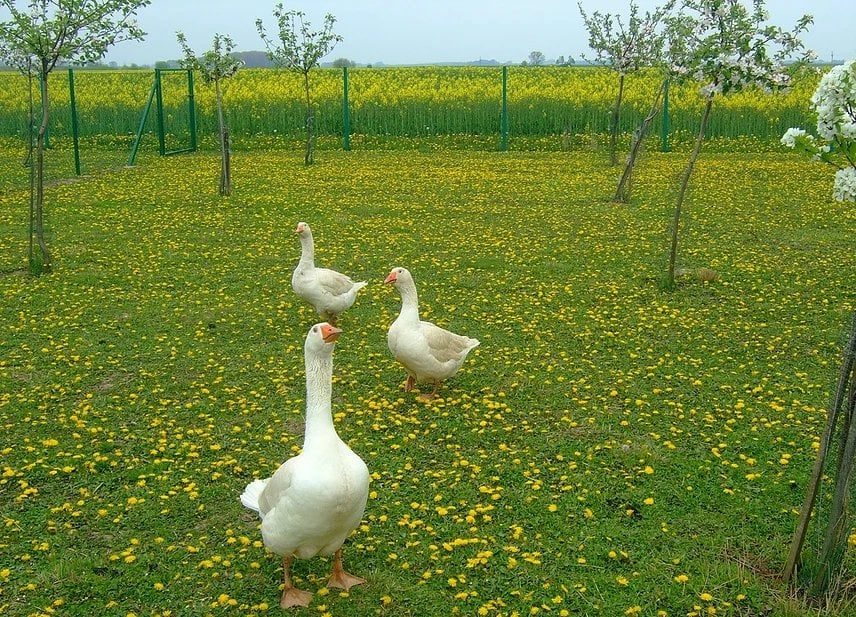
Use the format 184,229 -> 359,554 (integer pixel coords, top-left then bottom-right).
0,65 -> 824,156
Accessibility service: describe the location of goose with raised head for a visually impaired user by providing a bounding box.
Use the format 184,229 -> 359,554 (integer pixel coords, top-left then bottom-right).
384,266 -> 480,400
240,322 -> 369,608
292,222 -> 367,325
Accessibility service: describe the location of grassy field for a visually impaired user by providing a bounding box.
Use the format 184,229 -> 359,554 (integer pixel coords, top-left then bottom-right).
0,142 -> 854,617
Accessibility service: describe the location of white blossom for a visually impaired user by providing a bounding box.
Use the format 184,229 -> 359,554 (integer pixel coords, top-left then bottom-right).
780,127 -> 806,148
832,167 -> 856,202
811,59 -> 856,141
784,58 -> 856,202
841,121 -> 856,140
811,143 -> 831,162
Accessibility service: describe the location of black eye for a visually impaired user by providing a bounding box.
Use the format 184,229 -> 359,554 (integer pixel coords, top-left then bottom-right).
312,326 -> 318,333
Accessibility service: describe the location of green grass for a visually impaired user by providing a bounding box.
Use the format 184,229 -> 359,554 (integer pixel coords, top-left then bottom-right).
0,141 -> 854,617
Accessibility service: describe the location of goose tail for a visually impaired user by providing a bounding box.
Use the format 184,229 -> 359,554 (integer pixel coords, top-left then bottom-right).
240,479 -> 267,515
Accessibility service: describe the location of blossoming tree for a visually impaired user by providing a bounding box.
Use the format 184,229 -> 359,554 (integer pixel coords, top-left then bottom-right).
781,59 -> 856,202
662,0 -> 812,287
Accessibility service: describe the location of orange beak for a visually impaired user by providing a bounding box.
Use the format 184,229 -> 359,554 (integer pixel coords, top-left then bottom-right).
321,323 -> 342,343
384,271 -> 397,284
295,223 -> 304,233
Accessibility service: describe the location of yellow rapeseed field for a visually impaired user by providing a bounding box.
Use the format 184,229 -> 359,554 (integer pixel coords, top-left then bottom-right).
0,65 -> 823,142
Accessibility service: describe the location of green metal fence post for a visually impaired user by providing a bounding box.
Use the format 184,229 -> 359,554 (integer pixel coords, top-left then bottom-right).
661,78 -> 670,153
343,66 -> 351,151
155,69 -> 166,156
187,69 -> 197,151
501,66 -> 508,152
128,78 -> 158,166
68,68 -> 81,175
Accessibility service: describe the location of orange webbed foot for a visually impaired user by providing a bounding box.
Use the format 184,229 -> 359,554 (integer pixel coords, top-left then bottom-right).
327,548 -> 366,591
280,586 -> 313,608
327,569 -> 366,591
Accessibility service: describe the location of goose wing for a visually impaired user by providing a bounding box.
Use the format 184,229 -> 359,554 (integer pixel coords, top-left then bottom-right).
317,268 -> 358,296
421,321 -> 479,364
257,457 -> 298,516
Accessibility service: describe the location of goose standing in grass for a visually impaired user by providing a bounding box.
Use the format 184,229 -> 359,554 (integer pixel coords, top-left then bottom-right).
384,266 -> 480,400
240,322 -> 369,608
292,222 -> 367,325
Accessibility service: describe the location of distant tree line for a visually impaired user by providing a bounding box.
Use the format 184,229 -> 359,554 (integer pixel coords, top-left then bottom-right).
3,52 -> 586,72
0,59 -> 147,70
0,51 -> 362,71
521,51 -> 577,66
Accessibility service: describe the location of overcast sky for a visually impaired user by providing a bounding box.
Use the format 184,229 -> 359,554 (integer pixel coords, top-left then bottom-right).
37,1 -> 856,66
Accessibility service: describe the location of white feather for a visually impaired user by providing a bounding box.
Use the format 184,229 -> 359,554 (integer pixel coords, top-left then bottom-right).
240,478 -> 267,514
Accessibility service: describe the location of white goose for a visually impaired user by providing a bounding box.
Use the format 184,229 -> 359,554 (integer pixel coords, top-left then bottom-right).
240,322 -> 369,608
384,267 -> 480,400
292,222 -> 367,325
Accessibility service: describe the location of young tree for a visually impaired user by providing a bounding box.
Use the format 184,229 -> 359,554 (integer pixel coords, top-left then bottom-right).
613,83 -> 663,203
177,32 -> 243,196
256,5 -> 342,166
579,0 -> 675,166
0,0 -> 150,273
0,45 -> 38,266
662,0 -> 812,287
615,14 -> 703,204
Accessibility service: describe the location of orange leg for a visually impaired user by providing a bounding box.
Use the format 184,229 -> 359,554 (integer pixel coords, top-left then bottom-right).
418,381 -> 440,400
279,555 -> 312,608
327,548 -> 366,591
404,374 -> 415,392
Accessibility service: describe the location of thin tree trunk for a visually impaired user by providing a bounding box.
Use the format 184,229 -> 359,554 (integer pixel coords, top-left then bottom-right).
812,334 -> 856,595
26,68 -> 35,267
783,315 -> 856,586
615,80 -> 666,203
303,70 -> 313,165
609,73 -> 626,166
666,97 -> 713,287
215,78 -> 231,196
35,68 -> 52,273
222,128 -> 231,195
24,64 -> 34,168
782,324 -> 856,581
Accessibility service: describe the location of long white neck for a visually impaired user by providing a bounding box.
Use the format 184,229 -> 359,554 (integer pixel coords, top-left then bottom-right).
397,280 -> 420,323
302,348 -> 335,449
298,232 -> 315,270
